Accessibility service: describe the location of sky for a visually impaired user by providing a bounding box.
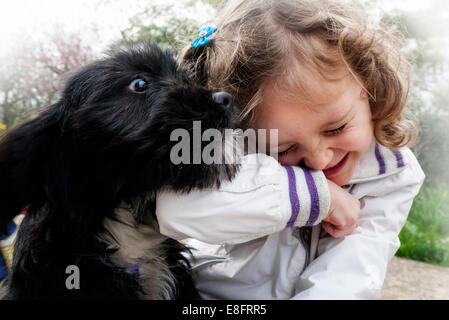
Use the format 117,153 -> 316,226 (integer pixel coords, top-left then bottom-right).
0,0 -> 447,57
0,0 -> 213,57
0,0 -> 147,56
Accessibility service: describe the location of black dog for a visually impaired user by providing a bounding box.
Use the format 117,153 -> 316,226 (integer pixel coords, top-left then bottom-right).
0,41 -> 239,299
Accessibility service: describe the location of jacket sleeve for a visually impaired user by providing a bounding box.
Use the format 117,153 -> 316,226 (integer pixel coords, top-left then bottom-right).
156,153 -> 330,245
291,149 -> 425,299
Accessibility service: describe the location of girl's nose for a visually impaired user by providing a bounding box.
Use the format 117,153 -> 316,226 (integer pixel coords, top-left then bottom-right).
303,148 -> 334,171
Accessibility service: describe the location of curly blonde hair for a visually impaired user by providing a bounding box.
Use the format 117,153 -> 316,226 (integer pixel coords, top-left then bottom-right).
181,0 -> 417,148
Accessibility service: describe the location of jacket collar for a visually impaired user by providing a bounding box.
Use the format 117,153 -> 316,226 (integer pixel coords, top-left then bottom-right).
347,139 -> 407,185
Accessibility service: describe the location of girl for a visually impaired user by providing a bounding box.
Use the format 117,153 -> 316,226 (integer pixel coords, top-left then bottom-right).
156,0 -> 425,299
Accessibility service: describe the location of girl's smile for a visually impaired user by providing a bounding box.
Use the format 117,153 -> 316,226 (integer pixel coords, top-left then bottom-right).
323,152 -> 349,178
255,67 -> 374,186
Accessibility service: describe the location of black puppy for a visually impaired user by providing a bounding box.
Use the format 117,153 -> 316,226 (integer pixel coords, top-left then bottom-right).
0,41 -> 238,299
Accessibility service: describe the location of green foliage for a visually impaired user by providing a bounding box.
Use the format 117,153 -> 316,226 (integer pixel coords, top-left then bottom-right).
397,184 -> 449,266
0,27 -> 94,128
379,2 -> 449,186
0,122 -> 6,136
199,0 -> 227,10
412,113 -> 449,185
114,1 -> 219,54
117,13 -> 197,54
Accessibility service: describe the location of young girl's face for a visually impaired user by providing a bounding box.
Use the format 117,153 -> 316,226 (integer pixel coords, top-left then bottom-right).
255,69 -> 374,186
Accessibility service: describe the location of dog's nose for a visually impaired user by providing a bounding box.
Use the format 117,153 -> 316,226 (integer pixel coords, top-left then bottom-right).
212,92 -> 233,109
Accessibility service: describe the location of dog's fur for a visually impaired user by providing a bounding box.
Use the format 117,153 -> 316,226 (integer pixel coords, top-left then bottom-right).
0,42 -> 238,299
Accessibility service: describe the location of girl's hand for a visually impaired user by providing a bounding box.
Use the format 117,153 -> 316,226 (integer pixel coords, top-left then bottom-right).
322,179 -> 361,238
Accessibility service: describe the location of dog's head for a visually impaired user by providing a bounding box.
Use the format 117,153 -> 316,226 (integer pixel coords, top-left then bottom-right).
0,41 -> 240,231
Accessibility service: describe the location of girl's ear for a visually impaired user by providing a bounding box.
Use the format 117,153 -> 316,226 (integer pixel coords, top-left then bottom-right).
0,105 -> 60,234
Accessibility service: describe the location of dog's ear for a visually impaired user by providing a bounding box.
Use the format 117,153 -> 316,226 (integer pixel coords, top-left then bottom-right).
180,40 -> 214,87
0,105 -> 61,233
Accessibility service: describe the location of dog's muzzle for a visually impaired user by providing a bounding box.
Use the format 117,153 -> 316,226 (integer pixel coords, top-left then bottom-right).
212,92 -> 233,109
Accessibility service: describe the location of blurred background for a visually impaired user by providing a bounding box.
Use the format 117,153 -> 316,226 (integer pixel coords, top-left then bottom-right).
0,0 -> 448,299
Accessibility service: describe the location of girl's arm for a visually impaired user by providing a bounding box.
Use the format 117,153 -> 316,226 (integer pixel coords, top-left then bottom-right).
156,153 -> 330,245
291,148 -> 425,299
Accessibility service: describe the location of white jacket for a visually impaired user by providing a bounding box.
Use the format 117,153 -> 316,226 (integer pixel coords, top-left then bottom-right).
156,139 -> 425,299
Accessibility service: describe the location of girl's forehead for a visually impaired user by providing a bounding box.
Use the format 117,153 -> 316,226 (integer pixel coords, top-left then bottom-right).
257,74 -> 363,137
266,65 -> 359,112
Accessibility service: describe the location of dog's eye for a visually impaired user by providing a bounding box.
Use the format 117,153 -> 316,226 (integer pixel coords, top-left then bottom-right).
129,78 -> 149,93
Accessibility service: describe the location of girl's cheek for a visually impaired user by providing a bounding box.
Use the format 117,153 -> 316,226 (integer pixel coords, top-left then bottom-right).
337,125 -> 373,152
277,149 -> 302,166
334,126 -> 364,150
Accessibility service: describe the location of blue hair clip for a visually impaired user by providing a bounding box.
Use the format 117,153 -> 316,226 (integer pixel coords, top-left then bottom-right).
191,25 -> 217,48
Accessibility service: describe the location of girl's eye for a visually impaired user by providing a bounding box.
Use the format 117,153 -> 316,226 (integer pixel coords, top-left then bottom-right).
325,124 -> 346,136
129,78 -> 149,93
278,145 -> 297,157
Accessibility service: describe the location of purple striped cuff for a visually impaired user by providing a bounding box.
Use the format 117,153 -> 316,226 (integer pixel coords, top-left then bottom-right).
285,166 -> 300,227
303,168 -> 321,227
284,166 -> 329,228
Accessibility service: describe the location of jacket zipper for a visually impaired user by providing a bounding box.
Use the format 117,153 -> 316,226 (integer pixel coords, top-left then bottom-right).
299,227 -> 312,270
190,256 -> 227,271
